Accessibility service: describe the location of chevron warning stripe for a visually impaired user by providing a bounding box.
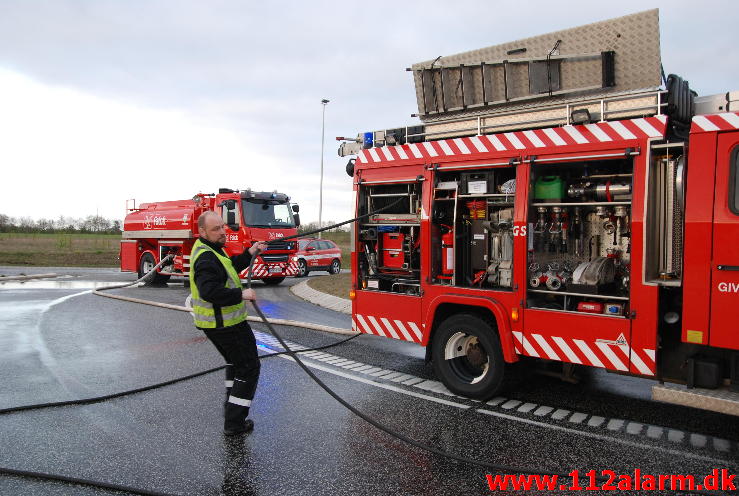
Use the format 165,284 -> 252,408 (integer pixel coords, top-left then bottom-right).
691,112 -> 739,133
512,331 -> 656,376
352,314 -> 424,344
356,116 -> 668,165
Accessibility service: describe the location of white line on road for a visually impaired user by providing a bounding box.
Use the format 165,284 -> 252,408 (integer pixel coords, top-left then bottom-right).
257,341 -> 735,464
257,344 -> 469,409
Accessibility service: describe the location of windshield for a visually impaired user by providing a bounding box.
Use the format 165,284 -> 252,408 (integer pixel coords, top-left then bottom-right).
242,200 -> 295,228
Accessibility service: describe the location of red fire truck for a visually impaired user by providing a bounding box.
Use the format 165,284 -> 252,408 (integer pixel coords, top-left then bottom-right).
120,188 -> 301,285
340,10 -> 739,414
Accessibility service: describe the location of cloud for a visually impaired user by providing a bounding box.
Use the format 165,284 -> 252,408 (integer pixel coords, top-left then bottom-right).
0,0 -> 737,226
0,69 -> 351,222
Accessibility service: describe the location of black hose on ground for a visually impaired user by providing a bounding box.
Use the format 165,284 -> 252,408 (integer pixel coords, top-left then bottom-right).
0,466 -> 175,496
0,333 -> 360,416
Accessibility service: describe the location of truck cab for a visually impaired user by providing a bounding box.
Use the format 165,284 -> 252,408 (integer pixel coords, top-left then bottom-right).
215,188 -> 301,284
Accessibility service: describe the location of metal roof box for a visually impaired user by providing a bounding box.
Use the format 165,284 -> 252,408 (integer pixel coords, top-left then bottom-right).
410,9 -> 662,131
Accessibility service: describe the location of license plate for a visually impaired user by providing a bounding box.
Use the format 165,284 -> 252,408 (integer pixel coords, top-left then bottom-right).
268,266 -> 282,274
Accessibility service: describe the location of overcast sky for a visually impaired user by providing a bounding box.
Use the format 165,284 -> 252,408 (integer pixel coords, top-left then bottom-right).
1,1 -> 737,225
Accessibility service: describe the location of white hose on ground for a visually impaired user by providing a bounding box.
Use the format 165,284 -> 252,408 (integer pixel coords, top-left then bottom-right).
92,253 -> 354,336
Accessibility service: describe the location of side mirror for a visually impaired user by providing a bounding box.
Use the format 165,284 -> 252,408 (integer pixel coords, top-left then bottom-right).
305,246 -> 315,252
226,211 -> 238,231
293,213 -> 301,227
292,204 -> 300,213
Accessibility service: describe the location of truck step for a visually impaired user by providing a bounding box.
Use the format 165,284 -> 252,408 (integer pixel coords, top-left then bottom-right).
652,383 -> 739,416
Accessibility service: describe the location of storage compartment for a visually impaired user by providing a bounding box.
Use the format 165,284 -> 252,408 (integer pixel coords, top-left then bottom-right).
525,157 -> 633,316
356,182 -> 422,295
429,167 -> 517,289
120,241 -> 139,272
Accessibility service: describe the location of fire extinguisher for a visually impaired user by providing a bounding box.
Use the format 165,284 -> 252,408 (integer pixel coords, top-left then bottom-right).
440,224 -> 454,280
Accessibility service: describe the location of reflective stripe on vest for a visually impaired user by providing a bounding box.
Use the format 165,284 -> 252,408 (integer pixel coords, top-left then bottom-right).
189,239 -> 248,328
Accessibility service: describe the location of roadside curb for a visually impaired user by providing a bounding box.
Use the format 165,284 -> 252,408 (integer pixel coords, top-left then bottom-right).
290,279 -> 351,315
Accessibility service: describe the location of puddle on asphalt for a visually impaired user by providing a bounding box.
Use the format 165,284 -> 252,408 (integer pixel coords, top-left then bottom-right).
0,280 -> 138,289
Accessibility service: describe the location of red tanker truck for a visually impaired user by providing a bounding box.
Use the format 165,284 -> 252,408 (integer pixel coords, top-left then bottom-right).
120,188 -> 300,285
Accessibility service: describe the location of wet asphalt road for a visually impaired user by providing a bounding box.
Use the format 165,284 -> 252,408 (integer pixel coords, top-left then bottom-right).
0,267 -> 737,495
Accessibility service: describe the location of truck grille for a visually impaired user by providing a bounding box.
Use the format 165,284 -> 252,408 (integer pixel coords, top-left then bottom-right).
265,241 -> 292,251
262,255 -> 288,263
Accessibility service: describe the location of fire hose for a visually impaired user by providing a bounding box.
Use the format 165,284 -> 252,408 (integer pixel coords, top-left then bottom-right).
0,200 -> 722,496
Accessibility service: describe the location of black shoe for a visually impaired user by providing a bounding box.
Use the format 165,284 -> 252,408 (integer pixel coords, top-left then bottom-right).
224,419 -> 254,436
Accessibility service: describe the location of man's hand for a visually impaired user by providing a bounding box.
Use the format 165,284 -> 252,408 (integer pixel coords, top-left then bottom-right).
248,241 -> 268,256
241,289 -> 256,301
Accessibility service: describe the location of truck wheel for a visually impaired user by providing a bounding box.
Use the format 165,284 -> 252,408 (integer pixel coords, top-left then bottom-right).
138,253 -> 170,285
432,314 -> 506,399
295,259 -> 308,277
262,277 -> 285,286
328,259 -> 341,275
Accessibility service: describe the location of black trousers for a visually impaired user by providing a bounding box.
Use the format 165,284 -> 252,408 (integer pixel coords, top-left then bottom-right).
203,321 -> 260,430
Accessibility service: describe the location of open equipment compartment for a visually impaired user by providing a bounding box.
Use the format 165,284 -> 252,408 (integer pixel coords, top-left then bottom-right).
356,181 -> 422,295
429,166 -> 517,289
525,157 -> 634,317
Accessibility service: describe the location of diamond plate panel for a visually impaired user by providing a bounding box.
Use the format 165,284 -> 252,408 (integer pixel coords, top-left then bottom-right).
411,9 -> 661,120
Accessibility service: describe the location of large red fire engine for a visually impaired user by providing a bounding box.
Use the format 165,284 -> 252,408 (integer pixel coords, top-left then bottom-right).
120,188 -> 301,285
340,10 -> 739,415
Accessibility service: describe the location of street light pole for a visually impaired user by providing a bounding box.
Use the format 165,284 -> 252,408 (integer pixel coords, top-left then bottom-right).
318,98 -> 329,239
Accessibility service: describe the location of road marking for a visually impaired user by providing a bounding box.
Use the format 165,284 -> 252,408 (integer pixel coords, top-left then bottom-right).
587,416 -> 606,428
569,412 -> 587,424
607,419 -> 625,431
254,332 -> 737,461
533,406 -> 553,417
501,400 -> 522,410
257,345 -> 470,410
551,409 -> 571,420
475,409 -> 728,464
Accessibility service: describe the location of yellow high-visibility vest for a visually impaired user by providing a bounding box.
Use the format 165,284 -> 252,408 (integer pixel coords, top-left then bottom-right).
189,239 -> 248,328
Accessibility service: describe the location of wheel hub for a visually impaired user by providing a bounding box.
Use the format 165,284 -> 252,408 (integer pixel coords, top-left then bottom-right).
443,332 -> 491,384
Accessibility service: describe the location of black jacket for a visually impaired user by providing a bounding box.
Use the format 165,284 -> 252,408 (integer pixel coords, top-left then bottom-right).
193,237 -> 253,328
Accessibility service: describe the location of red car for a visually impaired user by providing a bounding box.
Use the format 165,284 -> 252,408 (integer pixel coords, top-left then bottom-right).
294,238 -> 342,277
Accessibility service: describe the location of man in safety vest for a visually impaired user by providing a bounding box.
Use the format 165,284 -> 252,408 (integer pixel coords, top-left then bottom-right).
190,210 -> 268,436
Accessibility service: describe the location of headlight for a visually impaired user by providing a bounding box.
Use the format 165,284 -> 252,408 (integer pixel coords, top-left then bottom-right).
291,256 -> 299,262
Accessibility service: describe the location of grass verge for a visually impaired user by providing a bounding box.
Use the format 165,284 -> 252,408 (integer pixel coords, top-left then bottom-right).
305,273 -> 351,300
0,233 -> 120,267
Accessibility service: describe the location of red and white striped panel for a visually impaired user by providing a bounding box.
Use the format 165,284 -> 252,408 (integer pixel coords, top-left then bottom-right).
242,262 -> 298,279
284,260 -> 299,276
512,331 -> 656,376
356,116 -> 668,164
248,264 -> 269,278
352,314 -> 425,344
691,112 -> 739,133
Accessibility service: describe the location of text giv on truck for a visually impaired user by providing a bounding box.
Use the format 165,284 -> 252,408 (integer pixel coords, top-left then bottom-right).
120,188 -> 301,285
339,10 -> 739,415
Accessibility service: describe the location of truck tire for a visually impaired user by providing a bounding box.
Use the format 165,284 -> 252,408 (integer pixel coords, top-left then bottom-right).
295,259 -> 308,277
432,313 -> 507,399
138,252 -> 171,285
328,259 -> 341,275
262,277 -> 285,286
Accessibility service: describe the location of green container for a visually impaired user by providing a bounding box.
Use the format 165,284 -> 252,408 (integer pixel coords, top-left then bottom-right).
534,176 -> 565,201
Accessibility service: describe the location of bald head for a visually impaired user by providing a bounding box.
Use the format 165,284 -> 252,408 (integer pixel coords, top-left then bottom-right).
198,211 -> 226,246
